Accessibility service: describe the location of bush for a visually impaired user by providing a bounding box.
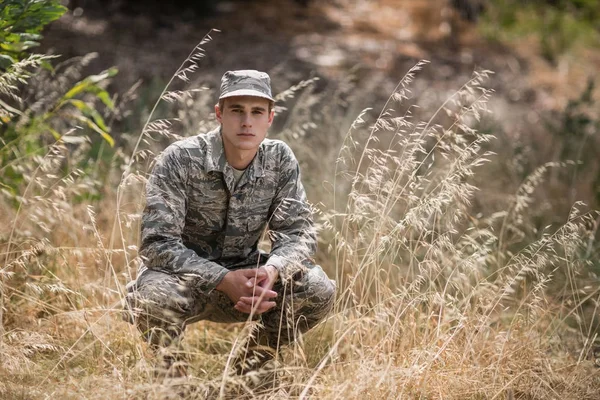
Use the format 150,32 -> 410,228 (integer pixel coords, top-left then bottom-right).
0,0 -> 118,199
481,0 -> 600,62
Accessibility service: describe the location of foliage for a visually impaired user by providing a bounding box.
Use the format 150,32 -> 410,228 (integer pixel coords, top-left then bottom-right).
0,0 -> 66,68
481,0 -> 600,62
0,0 -> 118,198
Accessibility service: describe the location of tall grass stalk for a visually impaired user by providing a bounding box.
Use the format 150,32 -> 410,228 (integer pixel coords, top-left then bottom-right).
1,45 -> 599,397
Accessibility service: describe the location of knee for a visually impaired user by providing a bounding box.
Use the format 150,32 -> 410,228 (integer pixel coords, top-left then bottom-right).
125,270 -> 193,326
310,264 -> 336,293
299,265 -> 336,315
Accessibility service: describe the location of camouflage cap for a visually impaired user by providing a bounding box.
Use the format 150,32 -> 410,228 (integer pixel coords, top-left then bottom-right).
219,70 -> 275,102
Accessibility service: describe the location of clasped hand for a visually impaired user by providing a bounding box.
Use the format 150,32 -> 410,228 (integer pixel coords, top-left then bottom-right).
216,265 -> 279,314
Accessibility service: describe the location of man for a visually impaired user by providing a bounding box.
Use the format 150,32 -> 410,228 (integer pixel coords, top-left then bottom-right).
125,70 -> 336,377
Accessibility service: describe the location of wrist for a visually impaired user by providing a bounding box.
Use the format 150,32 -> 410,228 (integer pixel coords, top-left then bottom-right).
264,264 -> 279,282
215,271 -> 232,291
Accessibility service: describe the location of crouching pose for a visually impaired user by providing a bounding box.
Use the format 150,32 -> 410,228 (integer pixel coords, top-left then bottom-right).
125,70 -> 336,377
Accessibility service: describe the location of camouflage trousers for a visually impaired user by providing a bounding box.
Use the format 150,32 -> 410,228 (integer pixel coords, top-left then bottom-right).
124,262 -> 336,349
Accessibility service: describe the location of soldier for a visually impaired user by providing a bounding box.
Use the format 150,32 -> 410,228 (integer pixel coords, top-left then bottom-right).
125,70 -> 336,377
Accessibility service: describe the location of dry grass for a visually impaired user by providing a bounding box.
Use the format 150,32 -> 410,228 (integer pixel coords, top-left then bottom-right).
1,39 -> 600,399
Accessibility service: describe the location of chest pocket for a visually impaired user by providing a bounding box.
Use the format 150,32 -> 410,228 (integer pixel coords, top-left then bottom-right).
246,197 -> 273,232
186,178 -> 228,234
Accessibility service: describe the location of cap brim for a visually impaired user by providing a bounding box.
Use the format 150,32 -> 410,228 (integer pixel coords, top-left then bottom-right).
219,89 -> 274,102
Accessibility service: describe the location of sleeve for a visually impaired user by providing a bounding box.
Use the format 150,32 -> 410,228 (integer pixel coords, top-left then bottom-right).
139,144 -> 229,294
266,144 -> 317,282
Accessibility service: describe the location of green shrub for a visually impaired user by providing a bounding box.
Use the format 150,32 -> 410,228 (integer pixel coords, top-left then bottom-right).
481,0 -> 600,62
0,0 -> 118,199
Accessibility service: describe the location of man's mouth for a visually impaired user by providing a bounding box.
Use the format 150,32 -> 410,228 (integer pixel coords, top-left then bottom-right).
237,133 -> 255,136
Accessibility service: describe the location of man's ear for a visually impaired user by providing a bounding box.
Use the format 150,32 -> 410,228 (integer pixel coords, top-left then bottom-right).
268,110 -> 275,126
215,104 -> 222,123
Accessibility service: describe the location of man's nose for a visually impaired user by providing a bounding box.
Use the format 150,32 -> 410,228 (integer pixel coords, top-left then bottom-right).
241,113 -> 252,126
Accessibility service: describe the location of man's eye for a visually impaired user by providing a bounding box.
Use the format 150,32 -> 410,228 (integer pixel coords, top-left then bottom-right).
252,111 -> 263,115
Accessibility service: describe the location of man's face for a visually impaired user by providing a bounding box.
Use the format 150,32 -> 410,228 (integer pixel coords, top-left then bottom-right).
216,96 -> 274,153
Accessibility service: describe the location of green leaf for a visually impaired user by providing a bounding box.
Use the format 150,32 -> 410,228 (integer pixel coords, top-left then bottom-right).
73,115 -> 114,147
66,99 -> 110,132
48,127 -> 62,140
0,54 -> 16,69
15,33 -> 43,42
63,68 -> 118,104
81,68 -> 118,85
67,99 -> 91,112
0,181 -> 15,191
1,41 -> 40,54
15,3 -> 67,33
0,1 -> 66,34
87,121 -> 115,147
40,59 -> 54,71
96,90 -> 115,110
4,32 -> 42,43
1,42 -> 23,53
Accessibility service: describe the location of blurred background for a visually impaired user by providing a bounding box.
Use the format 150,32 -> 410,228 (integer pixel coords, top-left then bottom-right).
35,0 -> 600,219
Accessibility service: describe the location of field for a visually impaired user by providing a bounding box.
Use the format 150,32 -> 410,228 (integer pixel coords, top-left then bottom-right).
2,1 -> 600,399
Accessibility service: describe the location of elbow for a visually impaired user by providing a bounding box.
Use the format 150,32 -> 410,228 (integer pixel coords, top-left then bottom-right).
138,235 -> 177,269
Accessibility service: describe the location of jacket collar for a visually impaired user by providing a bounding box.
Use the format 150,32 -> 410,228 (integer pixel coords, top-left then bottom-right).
204,127 -> 265,180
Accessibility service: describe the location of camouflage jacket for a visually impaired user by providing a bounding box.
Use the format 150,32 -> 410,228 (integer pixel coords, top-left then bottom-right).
139,127 -> 317,294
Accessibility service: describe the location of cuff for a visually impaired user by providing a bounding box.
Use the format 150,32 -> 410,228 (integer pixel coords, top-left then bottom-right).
180,263 -> 230,295
266,254 -> 305,283
206,266 -> 231,294
266,254 -> 286,270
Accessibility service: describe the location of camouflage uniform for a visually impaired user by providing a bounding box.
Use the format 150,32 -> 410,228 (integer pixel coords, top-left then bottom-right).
125,127 -> 336,348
